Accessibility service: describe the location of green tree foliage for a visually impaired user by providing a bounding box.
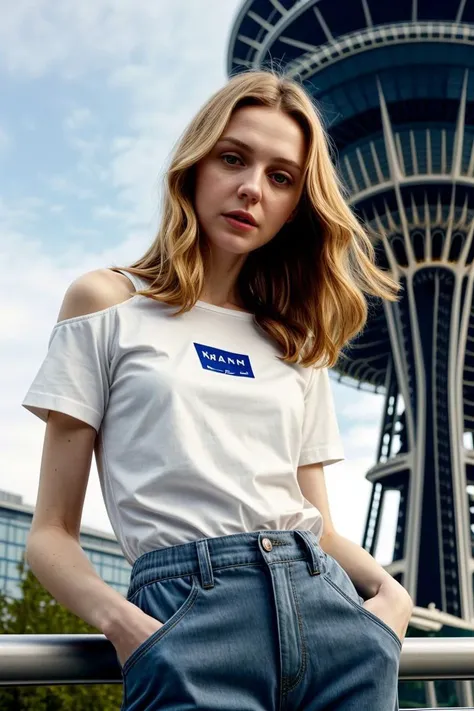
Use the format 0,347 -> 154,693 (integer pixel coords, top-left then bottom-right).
0,558 -> 123,710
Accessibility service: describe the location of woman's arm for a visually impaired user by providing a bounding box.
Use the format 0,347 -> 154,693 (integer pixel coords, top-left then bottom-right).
26,410 -> 131,632
25,272 -> 164,665
297,462 -> 413,639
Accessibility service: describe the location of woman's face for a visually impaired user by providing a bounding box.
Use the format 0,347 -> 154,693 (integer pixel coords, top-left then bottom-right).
194,105 -> 306,257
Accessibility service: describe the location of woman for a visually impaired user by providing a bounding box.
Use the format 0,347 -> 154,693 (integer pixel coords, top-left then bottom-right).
22,70 -> 412,710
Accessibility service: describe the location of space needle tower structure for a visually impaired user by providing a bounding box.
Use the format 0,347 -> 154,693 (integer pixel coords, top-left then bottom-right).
228,0 -> 474,624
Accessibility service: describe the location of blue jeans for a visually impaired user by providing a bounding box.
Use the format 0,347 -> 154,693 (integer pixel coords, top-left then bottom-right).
121,530 -> 401,710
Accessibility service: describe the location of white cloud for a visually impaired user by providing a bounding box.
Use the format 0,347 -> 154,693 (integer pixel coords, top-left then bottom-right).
93,204 -> 130,220
63,107 -> 94,132
344,424 -> 381,453
45,174 -> 95,200
0,196 -> 44,228
0,1 -> 237,79
338,389 -> 384,425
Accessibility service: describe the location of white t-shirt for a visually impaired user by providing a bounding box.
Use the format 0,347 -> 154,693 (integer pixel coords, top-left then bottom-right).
22,271 -> 344,564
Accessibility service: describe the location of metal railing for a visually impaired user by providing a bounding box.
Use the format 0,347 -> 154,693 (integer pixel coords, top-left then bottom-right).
0,635 -> 472,709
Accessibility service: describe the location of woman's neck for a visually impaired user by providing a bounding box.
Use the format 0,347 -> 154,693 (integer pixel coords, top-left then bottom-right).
200,250 -> 247,310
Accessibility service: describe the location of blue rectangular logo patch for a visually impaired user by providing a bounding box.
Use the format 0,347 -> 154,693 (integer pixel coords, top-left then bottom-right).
194,343 -> 255,378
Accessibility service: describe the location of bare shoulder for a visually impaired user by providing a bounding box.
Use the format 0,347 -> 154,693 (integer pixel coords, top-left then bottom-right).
57,268 -> 137,322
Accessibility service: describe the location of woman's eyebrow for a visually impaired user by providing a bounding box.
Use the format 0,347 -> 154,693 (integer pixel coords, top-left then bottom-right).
217,136 -> 302,172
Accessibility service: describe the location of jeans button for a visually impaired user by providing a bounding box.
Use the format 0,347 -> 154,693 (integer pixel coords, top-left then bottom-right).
262,537 -> 273,552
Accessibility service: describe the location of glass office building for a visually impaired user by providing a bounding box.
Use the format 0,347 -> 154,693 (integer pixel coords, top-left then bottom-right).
0,489 -> 131,599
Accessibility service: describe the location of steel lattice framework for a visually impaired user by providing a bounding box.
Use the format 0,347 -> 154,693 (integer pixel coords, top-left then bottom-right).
227,2 -> 474,688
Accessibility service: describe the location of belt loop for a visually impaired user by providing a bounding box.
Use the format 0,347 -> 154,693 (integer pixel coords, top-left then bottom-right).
295,530 -> 321,576
195,539 -> 215,589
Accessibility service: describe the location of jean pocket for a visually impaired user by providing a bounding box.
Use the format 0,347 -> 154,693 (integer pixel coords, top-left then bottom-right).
322,554 -> 402,651
357,602 -> 402,651
122,574 -> 199,676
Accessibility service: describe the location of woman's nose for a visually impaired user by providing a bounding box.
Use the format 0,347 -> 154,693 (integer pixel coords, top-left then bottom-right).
237,172 -> 263,204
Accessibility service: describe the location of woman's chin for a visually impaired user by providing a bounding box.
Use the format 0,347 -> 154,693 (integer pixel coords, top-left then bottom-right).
207,234 -> 257,257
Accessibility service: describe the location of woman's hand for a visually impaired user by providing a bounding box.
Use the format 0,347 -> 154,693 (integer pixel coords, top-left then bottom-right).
362,579 -> 414,643
103,604 -> 165,667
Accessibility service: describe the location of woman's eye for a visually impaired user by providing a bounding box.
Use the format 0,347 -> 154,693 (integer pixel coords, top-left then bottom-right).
271,173 -> 291,186
222,154 -> 242,166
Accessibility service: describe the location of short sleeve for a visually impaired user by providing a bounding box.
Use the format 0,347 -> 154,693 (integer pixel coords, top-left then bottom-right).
21,310 -> 114,432
298,366 -> 344,467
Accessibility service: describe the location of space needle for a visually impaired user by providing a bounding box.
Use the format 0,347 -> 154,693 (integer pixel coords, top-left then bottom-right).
227,4 -> 474,703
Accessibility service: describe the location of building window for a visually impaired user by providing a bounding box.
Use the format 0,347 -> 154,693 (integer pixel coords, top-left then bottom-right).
0,522 -> 8,541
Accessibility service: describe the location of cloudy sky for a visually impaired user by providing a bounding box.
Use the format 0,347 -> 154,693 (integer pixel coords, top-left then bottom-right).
0,0 -> 396,563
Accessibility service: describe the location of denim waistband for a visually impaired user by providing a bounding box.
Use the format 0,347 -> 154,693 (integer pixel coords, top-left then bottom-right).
127,529 -> 323,599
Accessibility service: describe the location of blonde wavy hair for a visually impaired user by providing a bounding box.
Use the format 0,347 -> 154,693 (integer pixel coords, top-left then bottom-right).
113,70 -> 399,367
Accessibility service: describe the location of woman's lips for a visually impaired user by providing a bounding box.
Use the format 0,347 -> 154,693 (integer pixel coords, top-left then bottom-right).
222,215 -> 257,232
